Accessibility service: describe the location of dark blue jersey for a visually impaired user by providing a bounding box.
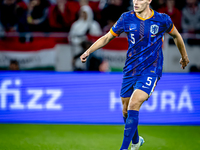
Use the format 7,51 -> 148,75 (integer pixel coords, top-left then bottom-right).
110,10 -> 174,77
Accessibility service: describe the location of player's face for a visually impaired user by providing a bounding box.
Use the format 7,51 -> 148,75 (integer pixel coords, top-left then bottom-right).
133,0 -> 151,13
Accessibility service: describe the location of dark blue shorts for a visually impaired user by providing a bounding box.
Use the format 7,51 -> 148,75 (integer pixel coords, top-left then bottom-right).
120,74 -> 159,98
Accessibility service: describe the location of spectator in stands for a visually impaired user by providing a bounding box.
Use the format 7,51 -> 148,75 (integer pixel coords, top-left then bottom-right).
73,40 -> 108,72
175,0 -> 186,10
158,0 -> 182,32
182,0 -> 200,33
123,0 -> 132,11
79,0 -> 101,22
0,0 -> 27,32
79,0 -> 88,7
150,0 -> 165,11
190,65 -> 200,72
69,5 -> 102,45
100,0 -> 127,29
9,60 -> 19,70
0,21 -> 4,38
48,0 -> 80,32
72,40 -> 92,71
27,0 -> 50,32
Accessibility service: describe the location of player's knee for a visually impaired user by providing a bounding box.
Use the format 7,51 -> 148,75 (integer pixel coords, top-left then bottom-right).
128,100 -> 142,110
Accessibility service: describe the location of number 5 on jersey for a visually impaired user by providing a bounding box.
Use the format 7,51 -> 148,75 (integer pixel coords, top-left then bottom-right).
131,34 -> 135,44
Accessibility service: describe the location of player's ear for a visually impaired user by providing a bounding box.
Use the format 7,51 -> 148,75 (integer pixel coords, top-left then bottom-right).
148,0 -> 152,4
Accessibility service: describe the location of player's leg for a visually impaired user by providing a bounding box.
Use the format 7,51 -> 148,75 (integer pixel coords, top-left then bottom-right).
121,97 -> 129,121
128,89 -> 148,111
120,90 -> 148,150
121,97 -> 139,144
120,75 -> 159,150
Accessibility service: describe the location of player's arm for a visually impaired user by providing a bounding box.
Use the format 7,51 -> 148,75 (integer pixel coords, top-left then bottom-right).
168,26 -> 189,69
80,32 -> 115,63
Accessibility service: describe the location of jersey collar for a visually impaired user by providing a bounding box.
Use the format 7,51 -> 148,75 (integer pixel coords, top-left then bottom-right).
135,9 -> 154,21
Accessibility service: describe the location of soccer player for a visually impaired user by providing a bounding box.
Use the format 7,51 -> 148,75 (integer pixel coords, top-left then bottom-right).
80,0 -> 189,149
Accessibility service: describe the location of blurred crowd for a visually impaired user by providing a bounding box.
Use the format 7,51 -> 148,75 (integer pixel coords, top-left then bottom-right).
1,0 -> 200,72
0,0 -> 200,35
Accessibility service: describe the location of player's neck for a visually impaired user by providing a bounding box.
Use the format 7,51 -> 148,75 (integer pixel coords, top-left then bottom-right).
136,7 -> 152,20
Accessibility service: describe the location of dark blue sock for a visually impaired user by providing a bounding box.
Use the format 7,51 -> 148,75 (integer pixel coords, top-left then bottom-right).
120,110 -> 139,150
123,115 -> 139,144
132,129 -> 139,144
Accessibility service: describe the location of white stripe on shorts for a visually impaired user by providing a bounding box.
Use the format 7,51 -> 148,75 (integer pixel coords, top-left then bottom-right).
149,77 -> 158,97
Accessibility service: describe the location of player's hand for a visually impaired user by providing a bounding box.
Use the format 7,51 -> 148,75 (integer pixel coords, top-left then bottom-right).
80,51 -> 89,63
180,56 -> 189,69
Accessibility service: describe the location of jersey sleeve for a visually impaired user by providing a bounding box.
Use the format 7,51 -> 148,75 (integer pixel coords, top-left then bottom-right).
110,14 -> 124,37
165,15 -> 174,34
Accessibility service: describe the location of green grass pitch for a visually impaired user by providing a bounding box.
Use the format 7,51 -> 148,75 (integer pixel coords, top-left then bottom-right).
0,124 -> 199,150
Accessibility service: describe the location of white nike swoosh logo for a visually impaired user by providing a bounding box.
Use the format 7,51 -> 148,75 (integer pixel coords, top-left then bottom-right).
124,127 -> 131,130
142,86 -> 149,89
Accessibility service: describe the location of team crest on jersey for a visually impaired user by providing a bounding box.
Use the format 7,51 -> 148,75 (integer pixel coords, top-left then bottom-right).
150,25 -> 159,35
